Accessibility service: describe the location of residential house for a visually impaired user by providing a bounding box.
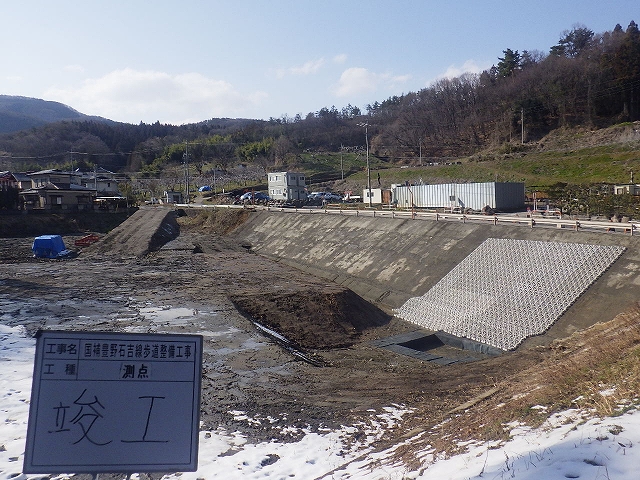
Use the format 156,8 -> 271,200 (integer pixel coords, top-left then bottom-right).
81,168 -> 121,196
19,169 -> 96,211
81,175 -> 120,196
29,169 -> 82,188
0,171 -> 18,189
13,172 -> 33,190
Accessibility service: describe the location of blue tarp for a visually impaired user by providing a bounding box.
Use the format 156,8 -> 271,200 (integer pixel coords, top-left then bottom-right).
32,235 -> 71,259
198,185 -> 212,192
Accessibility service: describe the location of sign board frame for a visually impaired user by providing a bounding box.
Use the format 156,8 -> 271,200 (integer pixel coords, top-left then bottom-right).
23,330 -> 203,474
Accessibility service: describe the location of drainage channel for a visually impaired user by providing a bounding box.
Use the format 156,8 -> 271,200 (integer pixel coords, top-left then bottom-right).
371,330 -> 502,365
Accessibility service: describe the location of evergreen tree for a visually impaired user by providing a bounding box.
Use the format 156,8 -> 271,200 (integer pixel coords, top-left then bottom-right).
497,49 -> 521,77
550,26 -> 595,58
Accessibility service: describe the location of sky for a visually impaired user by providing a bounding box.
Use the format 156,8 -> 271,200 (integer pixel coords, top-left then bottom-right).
2,322 -> 640,479
1,0 -> 639,125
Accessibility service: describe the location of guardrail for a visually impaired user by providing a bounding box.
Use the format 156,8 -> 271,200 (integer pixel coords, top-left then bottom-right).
174,203 -> 638,236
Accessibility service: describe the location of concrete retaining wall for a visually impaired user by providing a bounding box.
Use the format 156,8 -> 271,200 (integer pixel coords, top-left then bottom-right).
231,210 -> 640,345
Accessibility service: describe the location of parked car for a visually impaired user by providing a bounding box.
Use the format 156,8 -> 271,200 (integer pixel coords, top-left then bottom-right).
307,192 -> 342,203
239,191 -> 270,203
323,193 -> 343,203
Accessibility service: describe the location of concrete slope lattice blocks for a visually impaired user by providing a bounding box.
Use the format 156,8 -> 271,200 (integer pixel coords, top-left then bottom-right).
395,238 -> 625,351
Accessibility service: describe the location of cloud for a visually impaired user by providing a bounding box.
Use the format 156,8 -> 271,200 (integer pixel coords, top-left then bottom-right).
290,58 -> 325,76
275,58 -> 325,79
333,54 -> 347,64
44,68 -> 267,124
438,60 -> 489,80
333,67 -> 410,97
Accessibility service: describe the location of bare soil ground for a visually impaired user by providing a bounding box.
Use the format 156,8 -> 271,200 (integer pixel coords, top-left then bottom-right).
2,208 -> 638,473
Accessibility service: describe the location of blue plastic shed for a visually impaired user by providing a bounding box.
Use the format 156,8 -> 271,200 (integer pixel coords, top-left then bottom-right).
32,235 -> 70,259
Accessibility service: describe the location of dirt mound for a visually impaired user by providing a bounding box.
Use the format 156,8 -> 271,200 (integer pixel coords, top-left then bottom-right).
230,289 -> 391,350
87,207 -> 179,257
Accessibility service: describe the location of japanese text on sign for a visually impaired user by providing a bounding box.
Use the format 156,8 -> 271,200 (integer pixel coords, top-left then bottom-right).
24,330 -> 203,474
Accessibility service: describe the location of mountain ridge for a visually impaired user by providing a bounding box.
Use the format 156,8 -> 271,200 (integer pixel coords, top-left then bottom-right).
0,95 -> 111,133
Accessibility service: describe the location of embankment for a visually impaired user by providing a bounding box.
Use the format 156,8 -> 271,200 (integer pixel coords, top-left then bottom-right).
86,206 -> 180,257
230,210 -> 640,345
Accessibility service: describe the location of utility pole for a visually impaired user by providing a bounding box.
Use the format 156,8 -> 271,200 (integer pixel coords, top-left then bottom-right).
521,107 -> 525,144
183,141 -> 190,203
357,122 -> 372,207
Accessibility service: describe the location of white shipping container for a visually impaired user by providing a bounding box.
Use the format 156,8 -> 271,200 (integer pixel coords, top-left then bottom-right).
392,182 -> 524,211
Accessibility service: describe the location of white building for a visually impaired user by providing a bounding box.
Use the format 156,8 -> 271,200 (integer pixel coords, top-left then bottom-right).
614,184 -> 640,195
268,171 -> 307,201
81,176 -> 120,195
362,188 -> 383,205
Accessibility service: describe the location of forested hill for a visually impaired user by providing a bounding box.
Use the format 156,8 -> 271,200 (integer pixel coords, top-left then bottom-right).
0,95 -> 108,134
1,21 -> 639,174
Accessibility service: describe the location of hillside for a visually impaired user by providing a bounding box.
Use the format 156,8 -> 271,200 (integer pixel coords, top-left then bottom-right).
0,95 -> 109,134
311,121 -> 640,218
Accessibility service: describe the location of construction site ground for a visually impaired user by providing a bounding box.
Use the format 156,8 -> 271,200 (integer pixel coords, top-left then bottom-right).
1,208 -> 636,461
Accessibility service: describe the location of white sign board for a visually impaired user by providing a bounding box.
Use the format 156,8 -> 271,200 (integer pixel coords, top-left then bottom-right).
23,330 -> 203,474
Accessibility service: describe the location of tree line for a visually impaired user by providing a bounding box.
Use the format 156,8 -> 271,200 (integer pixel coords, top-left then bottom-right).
0,21 -> 638,176
374,21 -> 640,160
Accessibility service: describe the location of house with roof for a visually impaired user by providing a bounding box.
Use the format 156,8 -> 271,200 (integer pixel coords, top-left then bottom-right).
13,172 -> 33,190
19,169 -> 96,211
0,171 -> 18,189
80,167 -> 121,196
